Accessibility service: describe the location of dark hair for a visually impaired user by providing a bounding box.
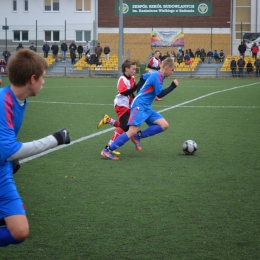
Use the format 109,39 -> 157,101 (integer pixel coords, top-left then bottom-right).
8,49 -> 48,86
121,59 -> 136,73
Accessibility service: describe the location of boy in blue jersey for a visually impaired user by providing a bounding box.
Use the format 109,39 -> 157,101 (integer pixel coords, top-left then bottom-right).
0,49 -> 70,247
102,57 -> 178,160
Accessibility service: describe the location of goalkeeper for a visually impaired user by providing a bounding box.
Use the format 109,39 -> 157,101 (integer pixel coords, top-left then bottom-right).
0,49 -> 70,247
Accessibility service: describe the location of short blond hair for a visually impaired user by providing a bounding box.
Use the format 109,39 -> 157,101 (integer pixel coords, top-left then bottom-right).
161,57 -> 175,68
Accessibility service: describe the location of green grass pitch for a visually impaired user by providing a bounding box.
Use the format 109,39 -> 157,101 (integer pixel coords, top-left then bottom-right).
1,76 -> 260,259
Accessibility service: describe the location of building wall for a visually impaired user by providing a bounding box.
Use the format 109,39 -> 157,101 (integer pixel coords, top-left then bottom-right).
98,32 -> 230,63
98,0 -> 231,28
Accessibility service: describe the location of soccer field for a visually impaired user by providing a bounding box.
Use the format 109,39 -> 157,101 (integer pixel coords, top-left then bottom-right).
1,76 -> 260,260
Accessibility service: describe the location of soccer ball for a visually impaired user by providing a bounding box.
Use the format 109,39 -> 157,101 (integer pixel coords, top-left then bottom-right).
182,140 -> 198,155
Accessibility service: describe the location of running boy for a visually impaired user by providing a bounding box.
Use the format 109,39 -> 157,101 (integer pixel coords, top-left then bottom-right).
98,60 -> 141,155
0,49 -> 70,247
101,57 -> 178,160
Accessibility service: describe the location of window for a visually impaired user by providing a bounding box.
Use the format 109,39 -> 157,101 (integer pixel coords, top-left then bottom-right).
13,31 -> 29,41
76,31 -> 91,41
24,0 -> 28,11
235,0 -> 251,40
45,0 -> 59,11
13,0 -> 17,11
76,0 -> 91,11
44,31 -> 60,41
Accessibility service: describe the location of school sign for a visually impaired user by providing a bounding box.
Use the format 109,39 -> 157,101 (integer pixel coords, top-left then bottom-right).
116,2 -> 212,16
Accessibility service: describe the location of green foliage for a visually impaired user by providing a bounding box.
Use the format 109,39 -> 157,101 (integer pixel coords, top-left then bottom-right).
1,77 -> 260,259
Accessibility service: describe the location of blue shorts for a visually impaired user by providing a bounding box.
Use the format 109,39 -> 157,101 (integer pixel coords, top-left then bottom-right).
0,182 -> 26,220
128,106 -> 163,127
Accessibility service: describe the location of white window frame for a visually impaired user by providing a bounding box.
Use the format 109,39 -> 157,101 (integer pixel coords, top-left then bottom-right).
75,31 -> 91,42
44,0 -> 60,12
76,0 -> 91,12
13,30 -> 29,42
44,30 -> 60,42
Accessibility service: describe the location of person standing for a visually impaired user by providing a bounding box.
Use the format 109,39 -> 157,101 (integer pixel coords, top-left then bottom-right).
104,44 -> 111,60
237,56 -> 245,77
95,42 -> 103,59
230,57 -> 237,77
77,44 -> 84,60
0,49 -> 70,247
51,42 -> 59,62
251,43 -> 259,59
16,43 -> 24,52
70,46 -> 76,65
101,58 -> 179,160
246,59 -> 253,76
0,59 -> 6,73
2,49 -> 11,65
254,57 -> 260,77
85,41 -> 90,55
60,40 -> 68,62
42,41 -> 50,58
238,42 -> 247,58
29,43 -> 36,52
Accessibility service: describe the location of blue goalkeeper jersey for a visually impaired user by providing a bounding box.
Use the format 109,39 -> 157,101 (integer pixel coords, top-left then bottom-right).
132,71 -> 164,109
0,86 -> 27,187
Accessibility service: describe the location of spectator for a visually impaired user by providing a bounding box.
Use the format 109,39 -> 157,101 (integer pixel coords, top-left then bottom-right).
184,51 -> 192,65
85,52 -> 91,63
85,41 -> 91,55
29,43 -> 36,52
246,59 -> 253,76
251,43 -> 259,59
2,48 -> 11,65
42,41 -> 50,58
238,42 -> 247,58
95,42 -> 103,59
0,59 -> 6,73
0,74 -> 2,85
70,46 -> 76,65
200,49 -> 206,62
16,43 -> 24,51
60,40 -> 68,63
69,41 -> 77,52
104,44 -> 111,60
207,49 -> 213,63
219,50 -> 225,63
89,53 -> 99,66
254,57 -> 260,77
230,57 -> 237,77
170,51 -> 176,61
237,56 -> 245,77
195,48 -> 201,58
177,52 -> 183,65
213,50 -> 220,63
77,44 -> 84,60
51,42 -> 59,62
189,49 -> 195,58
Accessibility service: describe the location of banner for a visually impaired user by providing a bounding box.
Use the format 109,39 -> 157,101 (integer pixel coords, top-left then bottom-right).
116,2 -> 212,16
151,31 -> 184,47
243,33 -> 260,49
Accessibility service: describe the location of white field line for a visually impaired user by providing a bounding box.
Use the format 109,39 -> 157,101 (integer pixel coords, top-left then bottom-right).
20,82 -> 260,164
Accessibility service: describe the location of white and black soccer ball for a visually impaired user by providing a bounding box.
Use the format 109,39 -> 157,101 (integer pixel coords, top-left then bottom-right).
182,140 -> 198,155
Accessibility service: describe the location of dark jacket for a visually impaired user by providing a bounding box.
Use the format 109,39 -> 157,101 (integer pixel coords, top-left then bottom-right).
77,45 -> 84,54
255,59 -> 260,69
230,59 -> 237,68
238,44 -> 246,53
2,50 -> 11,60
61,43 -> 68,51
42,44 -> 50,52
16,44 -> 24,51
69,43 -> 77,51
104,46 -> 110,55
237,58 -> 245,68
51,44 -> 59,55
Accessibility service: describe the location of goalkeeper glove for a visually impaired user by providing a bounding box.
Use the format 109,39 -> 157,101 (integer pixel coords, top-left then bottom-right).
53,128 -> 70,145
